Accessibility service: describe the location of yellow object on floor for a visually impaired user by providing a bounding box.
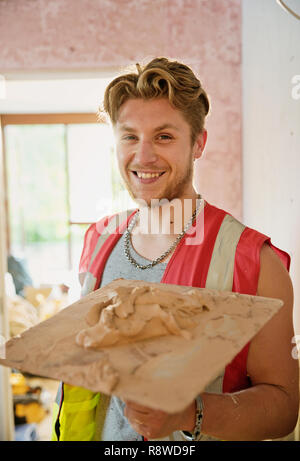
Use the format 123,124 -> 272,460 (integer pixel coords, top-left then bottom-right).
10,372 -> 30,395
15,402 -> 47,424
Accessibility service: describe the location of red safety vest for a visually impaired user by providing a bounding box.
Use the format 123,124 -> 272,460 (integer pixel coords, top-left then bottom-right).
52,200 -> 290,441
79,201 -> 290,394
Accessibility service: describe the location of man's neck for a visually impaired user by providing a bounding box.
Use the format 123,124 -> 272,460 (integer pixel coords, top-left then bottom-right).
133,192 -> 201,237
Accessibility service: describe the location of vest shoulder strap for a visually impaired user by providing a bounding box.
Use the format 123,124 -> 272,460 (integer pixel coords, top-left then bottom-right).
79,209 -> 135,295
205,213 -> 245,291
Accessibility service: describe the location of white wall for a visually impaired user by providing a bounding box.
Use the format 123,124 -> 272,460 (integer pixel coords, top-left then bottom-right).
242,0 -> 300,333
0,71 -> 116,114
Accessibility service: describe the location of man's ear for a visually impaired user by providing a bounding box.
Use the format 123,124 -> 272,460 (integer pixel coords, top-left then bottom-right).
193,130 -> 207,160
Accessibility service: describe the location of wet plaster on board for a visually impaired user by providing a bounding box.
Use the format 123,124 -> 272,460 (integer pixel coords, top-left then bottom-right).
0,279 -> 283,413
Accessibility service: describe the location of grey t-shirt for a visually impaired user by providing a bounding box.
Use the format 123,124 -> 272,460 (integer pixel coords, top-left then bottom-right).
100,231 -> 167,441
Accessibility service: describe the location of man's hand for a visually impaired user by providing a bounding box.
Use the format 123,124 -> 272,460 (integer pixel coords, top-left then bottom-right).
124,399 -> 196,439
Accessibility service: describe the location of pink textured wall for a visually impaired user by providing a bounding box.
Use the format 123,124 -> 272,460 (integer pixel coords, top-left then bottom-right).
0,0 -> 242,219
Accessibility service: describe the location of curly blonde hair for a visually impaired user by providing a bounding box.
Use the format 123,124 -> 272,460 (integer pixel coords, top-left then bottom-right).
100,57 -> 209,144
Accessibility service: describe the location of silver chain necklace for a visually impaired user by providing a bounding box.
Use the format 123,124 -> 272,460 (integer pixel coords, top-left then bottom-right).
124,195 -> 202,270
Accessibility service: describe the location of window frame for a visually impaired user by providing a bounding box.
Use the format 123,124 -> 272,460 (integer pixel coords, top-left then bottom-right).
1,113 -> 100,270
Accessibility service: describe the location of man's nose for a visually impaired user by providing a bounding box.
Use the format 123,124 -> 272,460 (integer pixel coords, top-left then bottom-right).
134,140 -> 158,164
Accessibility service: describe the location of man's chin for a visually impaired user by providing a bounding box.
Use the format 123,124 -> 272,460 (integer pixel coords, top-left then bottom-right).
130,193 -> 179,209
131,195 -> 156,209
123,186 -> 155,207
124,181 -> 189,207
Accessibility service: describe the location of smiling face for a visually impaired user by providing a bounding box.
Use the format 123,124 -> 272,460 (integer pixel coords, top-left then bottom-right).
114,98 -> 206,206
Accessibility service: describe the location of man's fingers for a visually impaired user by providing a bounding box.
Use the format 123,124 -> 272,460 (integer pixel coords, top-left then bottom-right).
124,400 -> 152,415
124,402 -> 150,425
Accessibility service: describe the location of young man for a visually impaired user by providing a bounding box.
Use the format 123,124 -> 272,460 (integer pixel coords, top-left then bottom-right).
52,57 -> 299,441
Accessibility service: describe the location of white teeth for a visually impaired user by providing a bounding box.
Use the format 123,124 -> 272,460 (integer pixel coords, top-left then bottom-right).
136,172 -> 161,179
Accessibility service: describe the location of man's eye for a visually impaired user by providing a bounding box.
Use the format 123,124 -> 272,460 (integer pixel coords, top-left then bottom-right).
123,135 -> 137,141
157,134 -> 172,141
